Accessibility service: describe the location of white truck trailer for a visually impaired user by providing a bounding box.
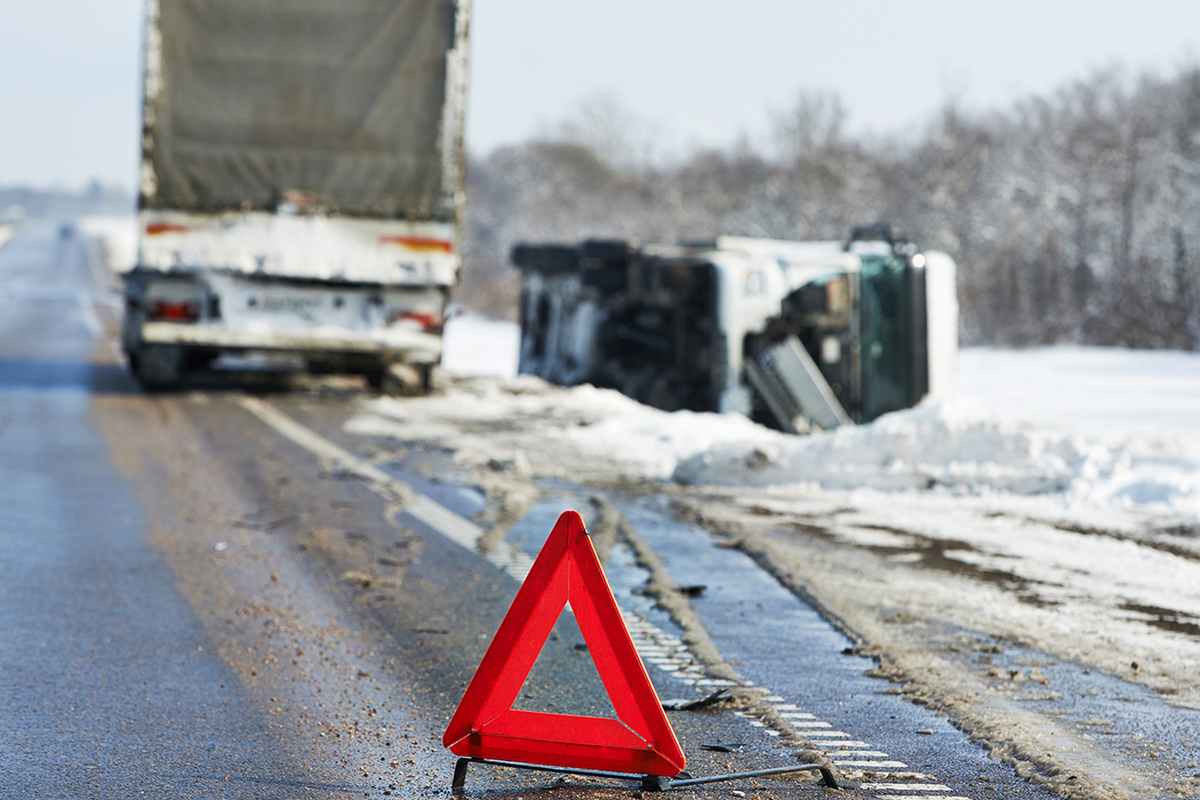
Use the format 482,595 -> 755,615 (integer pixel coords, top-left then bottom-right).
513,226 -> 958,433
124,0 -> 470,390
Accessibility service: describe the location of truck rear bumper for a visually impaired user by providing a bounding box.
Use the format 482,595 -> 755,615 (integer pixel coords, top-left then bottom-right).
140,321 -> 441,364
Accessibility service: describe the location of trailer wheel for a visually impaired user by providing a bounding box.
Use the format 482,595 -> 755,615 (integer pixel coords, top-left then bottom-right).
133,344 -> 185,391
363,367 -> 385,391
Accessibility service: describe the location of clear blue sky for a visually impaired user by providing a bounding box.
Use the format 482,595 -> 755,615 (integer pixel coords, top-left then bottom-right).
3,1 -> 1198,190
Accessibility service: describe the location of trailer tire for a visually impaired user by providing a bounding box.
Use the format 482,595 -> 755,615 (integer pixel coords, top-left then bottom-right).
133,344 -> 185,391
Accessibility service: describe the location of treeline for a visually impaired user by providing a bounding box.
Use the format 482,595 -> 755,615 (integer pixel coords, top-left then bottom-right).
458,69 -> 1200,349
0,182 -> 131,221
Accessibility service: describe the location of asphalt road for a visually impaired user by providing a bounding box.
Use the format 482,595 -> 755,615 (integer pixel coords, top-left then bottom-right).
0,222 -> 1059,799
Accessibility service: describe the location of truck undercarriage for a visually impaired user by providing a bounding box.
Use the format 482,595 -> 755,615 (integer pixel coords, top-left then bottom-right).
122,267 -> 445,392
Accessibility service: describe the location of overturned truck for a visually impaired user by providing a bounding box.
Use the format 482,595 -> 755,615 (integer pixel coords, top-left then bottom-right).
513,227 -> 957,433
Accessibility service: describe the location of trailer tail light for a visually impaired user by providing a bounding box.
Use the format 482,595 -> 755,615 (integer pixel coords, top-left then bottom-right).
147,299 -> 201,322
378,235 -> 453,253
387,310 -> 443,333
144,223 -> 192,235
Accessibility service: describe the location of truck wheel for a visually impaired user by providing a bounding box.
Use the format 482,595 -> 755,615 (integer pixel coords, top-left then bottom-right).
133,344 -> 185,391
363,367 -> 385,391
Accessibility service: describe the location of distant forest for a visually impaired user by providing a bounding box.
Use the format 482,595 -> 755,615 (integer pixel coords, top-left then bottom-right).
459,67 -> 1200,350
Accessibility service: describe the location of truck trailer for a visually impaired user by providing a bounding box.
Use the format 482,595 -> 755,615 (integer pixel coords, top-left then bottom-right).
513,226 -> 957,433
124,0 -> 470,391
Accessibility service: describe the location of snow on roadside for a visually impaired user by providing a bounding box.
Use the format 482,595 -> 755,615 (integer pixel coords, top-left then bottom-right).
348,376 -> 781,483
674,401 -> 1200,527
431,321 -> 1200,528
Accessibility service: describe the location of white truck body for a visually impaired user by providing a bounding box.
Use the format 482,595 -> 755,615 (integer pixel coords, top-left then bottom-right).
125,0 -> 470,389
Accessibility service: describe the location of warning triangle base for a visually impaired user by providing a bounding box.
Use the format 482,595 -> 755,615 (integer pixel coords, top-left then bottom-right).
449,757 -> 840,794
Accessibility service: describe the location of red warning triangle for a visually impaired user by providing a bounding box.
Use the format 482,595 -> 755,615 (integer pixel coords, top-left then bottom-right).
442,510 -> 686,776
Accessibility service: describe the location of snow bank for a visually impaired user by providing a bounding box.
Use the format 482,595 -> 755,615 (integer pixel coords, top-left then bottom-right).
674,401 -> 1200,519
351,377 -> 778,481
674,346 -> 1200,523
76,215 -> 137,274
366,320 -> 1200,526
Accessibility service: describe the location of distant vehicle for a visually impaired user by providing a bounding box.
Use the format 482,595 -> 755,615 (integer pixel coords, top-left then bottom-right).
512,226 -> 958,433
123,0 -> 470,391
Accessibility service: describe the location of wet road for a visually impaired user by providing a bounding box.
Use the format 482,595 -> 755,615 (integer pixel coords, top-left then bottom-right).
0,224 -> 340,797
0,222 -> 1076,799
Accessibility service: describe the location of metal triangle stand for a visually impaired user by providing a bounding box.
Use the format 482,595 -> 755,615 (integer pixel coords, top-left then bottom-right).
451,757 -> 840,793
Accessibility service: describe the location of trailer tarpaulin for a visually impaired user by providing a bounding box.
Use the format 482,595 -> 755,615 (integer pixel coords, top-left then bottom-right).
143,0 -> 461,220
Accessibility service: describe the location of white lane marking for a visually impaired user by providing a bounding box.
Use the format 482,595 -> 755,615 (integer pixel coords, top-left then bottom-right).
859,786 -> 951,793
239,397 -> 398,485
876,797 -> 970,800
240,397 -> 975,798
77,292 -> 102,337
